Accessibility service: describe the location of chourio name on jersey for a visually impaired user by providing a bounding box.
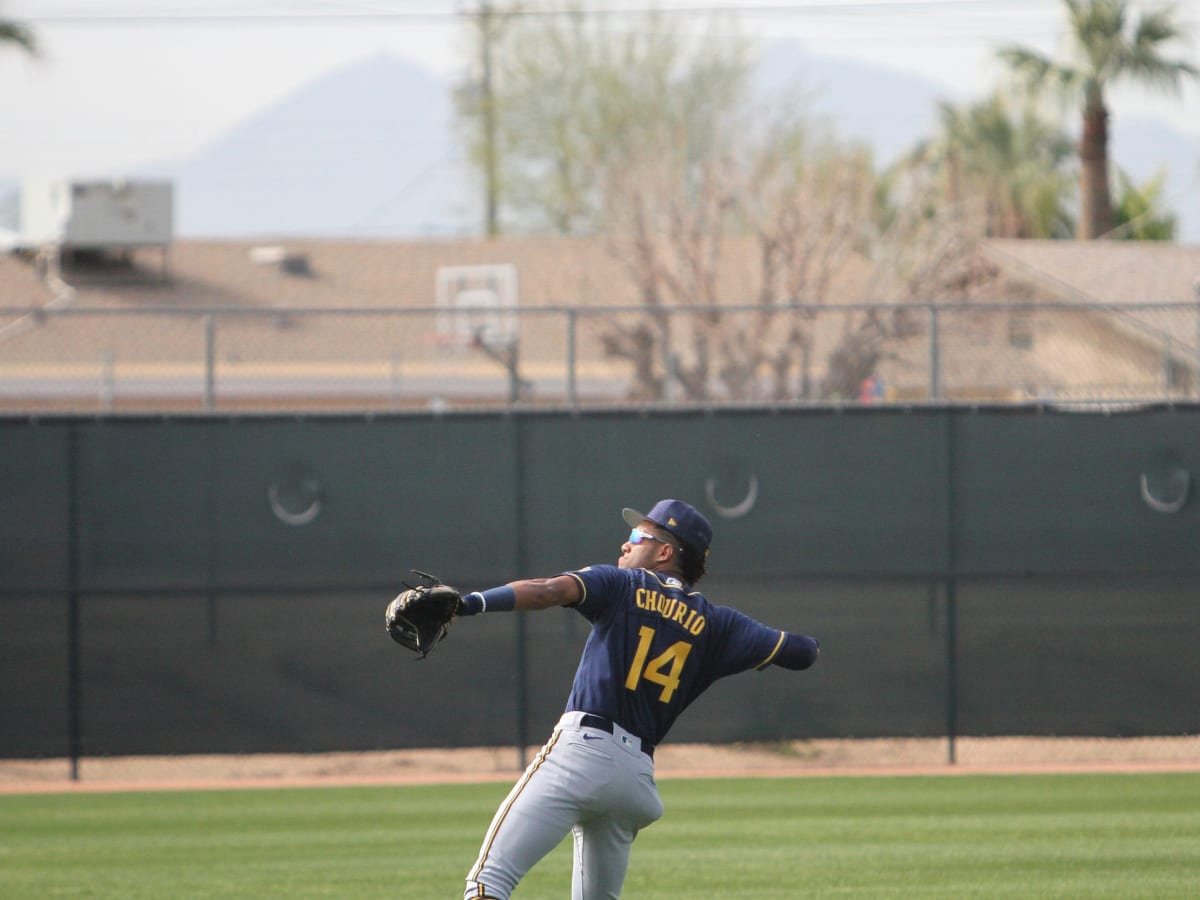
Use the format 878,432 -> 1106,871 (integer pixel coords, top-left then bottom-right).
634,588 -> 706,635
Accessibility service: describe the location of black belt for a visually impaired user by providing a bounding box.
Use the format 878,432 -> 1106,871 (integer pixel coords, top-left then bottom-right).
579,713 -> 654,759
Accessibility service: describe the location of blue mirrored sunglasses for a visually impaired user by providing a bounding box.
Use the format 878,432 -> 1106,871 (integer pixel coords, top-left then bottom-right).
628,527 -> 680,551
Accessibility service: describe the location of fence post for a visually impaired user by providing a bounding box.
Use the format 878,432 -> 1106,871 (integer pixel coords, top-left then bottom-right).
659,315 -> 676,402
1163,334 -> 1175,400
66,423 -> 82,781
513,417 -> 530,768
1195,300 -> 1200,399
945,582 -> 958,765
944,408 -> 959,765
204,312 -> 216,412
567,309 -> 578,408
928,304 -> 941,400
390,350 -> 403,408
100,351 -> 114,412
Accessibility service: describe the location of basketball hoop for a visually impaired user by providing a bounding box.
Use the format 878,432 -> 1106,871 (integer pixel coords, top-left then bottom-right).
428,328 -> 519,357
427,331 -> 478,359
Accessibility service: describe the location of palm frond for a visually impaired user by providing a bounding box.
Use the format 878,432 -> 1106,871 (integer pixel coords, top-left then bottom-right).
1134,8 -> 1187,47
0,20 -> 37,55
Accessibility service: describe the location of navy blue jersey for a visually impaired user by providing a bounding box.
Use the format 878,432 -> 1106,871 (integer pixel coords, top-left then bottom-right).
562,564 -> 786,746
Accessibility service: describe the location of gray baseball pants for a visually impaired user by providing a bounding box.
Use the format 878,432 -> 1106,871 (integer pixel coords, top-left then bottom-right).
464,711 -> 663,899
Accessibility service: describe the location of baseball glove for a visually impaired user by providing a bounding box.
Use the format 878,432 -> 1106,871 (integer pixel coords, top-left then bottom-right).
385,570 -> 462,658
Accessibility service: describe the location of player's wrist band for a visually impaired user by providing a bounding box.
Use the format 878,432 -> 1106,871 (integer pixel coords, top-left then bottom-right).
461,586 -> 517,615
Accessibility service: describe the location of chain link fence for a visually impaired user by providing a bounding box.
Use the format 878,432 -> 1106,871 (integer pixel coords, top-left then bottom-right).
1,301 -> 1198,412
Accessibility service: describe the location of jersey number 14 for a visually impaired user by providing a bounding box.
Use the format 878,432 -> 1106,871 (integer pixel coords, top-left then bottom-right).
625,625 -> 693,704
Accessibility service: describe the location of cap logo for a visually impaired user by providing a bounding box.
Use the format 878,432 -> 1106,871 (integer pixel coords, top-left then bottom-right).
668,517 -> 678,526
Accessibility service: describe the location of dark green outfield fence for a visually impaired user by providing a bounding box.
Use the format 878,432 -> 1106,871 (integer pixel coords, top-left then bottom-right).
2,405 -> 1199,765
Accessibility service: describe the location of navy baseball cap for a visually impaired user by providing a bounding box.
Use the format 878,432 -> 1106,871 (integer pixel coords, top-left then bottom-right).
622,499 -> 713,556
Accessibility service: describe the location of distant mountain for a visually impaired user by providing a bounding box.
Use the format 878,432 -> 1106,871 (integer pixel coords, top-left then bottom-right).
135,53 -> 480,239
131,45 -> 1198,242
755,42 -> 947,166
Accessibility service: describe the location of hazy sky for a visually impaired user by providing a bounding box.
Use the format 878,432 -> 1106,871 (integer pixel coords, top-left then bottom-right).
3,1 -> 1198,184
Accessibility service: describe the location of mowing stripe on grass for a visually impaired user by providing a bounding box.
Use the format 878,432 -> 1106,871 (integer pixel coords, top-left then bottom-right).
0,773 -> 1196,898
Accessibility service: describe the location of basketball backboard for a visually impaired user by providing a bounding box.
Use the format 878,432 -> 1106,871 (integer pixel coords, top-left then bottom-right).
435,264 -> 519,350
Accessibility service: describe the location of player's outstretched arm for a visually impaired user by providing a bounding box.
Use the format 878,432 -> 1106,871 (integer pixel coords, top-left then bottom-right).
459,575 -> 581,615
773,633 -> 820,670
510,576 -> 581,610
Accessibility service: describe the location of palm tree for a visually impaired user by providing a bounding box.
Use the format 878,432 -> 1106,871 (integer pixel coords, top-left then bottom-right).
998,0 -> 1198,239
886,93 -> 1075,239
935,93 -> 1076,239
1110,169 -> 1177,239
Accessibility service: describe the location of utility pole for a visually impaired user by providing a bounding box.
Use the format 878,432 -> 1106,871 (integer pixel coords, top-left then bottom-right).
476,1 -> 500,236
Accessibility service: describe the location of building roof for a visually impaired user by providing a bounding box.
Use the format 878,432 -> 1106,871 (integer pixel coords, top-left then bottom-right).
983,240 -> 1200,374
984,240 -> 1200,305
1,235 -> 771,312
1,236 -> 1197,410
6,235 -> 1194,312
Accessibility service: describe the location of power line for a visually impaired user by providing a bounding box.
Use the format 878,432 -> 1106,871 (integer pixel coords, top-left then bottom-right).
21,0 -> 1062,27
12,2 -> 1068,49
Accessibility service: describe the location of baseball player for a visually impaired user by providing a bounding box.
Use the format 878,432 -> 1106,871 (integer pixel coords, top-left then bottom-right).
454,498 -> 821,899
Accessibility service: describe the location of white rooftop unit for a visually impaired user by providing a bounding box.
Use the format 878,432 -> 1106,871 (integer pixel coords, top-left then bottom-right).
19,179 -> 173,249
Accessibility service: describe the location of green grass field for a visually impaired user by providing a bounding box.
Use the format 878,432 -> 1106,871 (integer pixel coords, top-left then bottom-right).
1,773 -> 1197,898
